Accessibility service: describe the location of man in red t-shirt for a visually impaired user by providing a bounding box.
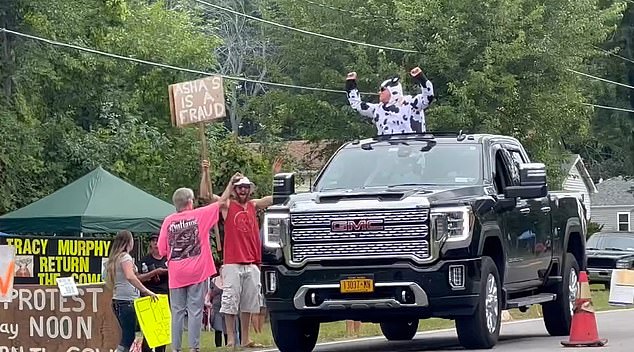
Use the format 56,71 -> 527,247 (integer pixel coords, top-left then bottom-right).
214,160 -> 282,348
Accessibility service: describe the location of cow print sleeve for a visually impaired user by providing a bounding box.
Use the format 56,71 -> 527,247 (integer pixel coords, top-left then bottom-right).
410,78 -> 435,112
346,88 -> 378,121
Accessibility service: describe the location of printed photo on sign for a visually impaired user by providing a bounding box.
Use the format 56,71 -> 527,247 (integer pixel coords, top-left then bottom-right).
14,255 -> 34,278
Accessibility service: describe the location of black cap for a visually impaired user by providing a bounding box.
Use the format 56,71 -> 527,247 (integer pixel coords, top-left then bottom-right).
149,233 -> 159,241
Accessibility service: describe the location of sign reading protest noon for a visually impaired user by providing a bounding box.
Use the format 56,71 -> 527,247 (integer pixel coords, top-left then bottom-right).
168,75 -> 226,127
0,236 -> 112,286
0,284 -> 120,352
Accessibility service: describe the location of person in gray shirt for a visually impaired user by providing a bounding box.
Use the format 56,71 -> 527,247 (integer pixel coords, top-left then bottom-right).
104,230 -> 158,352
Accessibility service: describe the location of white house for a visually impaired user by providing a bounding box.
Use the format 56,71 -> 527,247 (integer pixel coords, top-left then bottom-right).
560,154 -> 597,220
590,177 -> 634,232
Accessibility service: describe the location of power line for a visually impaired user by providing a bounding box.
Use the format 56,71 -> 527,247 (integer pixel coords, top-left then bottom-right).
567,68 -> 634,90
583,103 -> 634,114
593,45 -> 634,65
0,27 -> 374,95
5,29 -> 634,114
192,0 -> 418,53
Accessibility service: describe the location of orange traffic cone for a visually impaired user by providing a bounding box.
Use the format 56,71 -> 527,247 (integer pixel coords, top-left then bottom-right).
561,271 -> 607,347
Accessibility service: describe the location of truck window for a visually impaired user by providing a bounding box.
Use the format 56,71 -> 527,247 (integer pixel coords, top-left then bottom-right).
315,142 -> 483,191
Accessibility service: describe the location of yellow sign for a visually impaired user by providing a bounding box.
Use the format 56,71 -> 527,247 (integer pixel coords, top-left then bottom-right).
134,294 -> 171,348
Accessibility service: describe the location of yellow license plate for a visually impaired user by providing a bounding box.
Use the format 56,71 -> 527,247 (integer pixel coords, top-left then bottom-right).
340,278 -> 374,293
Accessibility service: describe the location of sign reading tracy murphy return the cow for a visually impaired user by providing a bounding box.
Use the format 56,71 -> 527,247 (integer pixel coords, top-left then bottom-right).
0,235 -> 112,286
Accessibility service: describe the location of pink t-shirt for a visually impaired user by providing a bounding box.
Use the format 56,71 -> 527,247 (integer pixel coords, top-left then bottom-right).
158,203 -> 220,289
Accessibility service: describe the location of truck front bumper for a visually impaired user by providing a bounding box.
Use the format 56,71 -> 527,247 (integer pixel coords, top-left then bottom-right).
261,257 -> 482,322
587,267 -> 612,284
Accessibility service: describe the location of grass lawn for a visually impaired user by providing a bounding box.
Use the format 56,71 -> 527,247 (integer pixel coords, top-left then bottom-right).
168,284 -> 621,351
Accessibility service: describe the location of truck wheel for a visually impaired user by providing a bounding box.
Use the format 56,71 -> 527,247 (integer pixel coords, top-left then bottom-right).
380,319 -> 419,341
271,317 -> 319,352
456,256 -> 501,349
542,252 -> 579,336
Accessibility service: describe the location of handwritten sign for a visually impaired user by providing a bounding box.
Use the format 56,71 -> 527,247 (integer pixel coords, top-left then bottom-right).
168,76 -> 226,127
56,277 -> 79,297
0,236 -> 112,286
134,294 -> 171,348
0,284 -> 120,351
0,246 -> 16,303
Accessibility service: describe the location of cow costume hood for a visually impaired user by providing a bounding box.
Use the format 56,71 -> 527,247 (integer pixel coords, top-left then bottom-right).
380,76 -> 404,106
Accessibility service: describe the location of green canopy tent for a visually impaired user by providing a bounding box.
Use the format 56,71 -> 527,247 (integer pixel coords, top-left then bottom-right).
0,166 -> 175,234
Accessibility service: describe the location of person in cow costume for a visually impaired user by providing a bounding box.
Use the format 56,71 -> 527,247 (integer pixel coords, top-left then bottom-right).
345,67 -> 435,135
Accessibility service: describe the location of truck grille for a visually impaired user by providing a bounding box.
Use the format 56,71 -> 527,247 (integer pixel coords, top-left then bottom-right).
587,257 -> 617,269
289,208 -> 430,264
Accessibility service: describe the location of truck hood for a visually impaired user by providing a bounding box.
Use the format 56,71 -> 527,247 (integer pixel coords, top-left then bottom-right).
285,185 -> 487,212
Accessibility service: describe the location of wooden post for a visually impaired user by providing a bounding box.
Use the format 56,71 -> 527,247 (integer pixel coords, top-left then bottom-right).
198,122 -> 212,201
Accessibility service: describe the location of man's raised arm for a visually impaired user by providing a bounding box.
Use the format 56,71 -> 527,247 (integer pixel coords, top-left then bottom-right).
200,160 -> 221,203
252,158 -> 283,210
346,72 -> 378,121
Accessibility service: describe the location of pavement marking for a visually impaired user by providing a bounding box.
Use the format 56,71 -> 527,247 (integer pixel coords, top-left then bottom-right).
254,308 -> 634,352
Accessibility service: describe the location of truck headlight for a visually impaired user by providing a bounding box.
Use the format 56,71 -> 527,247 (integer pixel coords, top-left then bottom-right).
616,260 -> 631,269
431,206 -> 473,242
263,213 -> 289,249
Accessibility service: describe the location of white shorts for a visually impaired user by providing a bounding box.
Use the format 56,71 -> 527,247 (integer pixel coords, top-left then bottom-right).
219,264 -> 261,315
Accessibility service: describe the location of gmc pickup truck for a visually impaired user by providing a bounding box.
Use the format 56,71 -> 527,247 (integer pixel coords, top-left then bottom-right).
261,132 -> 587,351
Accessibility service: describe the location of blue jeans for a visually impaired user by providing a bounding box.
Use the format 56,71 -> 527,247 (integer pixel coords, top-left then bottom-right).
112,300 -> 138,351
112,300 -> 165,352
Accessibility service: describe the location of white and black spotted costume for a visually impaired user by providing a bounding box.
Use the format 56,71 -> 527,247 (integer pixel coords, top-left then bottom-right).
346,72 -> 435,135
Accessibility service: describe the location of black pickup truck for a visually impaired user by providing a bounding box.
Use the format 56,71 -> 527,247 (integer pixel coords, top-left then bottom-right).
261,132 -> 587,351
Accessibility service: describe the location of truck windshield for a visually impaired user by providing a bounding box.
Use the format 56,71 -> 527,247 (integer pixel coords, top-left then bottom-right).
315,142 -> 483,191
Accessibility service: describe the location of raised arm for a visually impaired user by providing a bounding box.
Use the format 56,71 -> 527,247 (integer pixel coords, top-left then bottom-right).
409,67 -> 435,112
200,160 -> 221,203
346,72 -> 378,121
252,158 -> 283,210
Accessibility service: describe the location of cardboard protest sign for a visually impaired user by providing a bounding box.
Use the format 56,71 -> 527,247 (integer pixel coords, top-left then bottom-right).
609,269 -> 634,306
0,245 -> 16,303
168,76 -> 226,127
0,236 -> 112,286
134,294 -> 171,348
0,284 -> 120,351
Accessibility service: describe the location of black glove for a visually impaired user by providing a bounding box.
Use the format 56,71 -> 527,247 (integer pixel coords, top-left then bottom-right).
345,78 -> 357,92
412,71 -> 428,86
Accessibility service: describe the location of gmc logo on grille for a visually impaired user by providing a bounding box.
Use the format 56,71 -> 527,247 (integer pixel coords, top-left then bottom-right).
331,219 -> 385,232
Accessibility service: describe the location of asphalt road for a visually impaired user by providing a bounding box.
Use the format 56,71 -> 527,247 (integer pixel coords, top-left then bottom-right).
258,309 -> 634,352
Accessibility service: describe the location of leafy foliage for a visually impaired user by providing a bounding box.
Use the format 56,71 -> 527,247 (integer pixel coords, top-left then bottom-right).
0,0 -> 633,217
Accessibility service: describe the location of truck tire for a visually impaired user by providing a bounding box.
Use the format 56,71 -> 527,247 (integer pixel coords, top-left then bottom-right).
456,256 -> 501,349
271,317 -> 319,352
380,319 -> 419,341
542,252 -> 580,336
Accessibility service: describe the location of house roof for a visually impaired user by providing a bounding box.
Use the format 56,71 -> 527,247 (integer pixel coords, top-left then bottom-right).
561,154 -> 598,194
591,176 -> 634,206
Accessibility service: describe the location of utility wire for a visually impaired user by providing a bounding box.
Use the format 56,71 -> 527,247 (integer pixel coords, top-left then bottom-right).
567,68 -> 634,90
0,28 -> 375,95
583,103 -> 634,114
4,29 -> 634,113
192,0 -> 418,53
593,45 -> 634,65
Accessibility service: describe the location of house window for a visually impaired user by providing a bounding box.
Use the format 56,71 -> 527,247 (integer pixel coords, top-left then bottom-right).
617,212 -> 631,232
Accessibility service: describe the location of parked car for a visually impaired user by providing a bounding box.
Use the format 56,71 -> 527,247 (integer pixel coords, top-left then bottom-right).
587,231 -> 634,288
262,132 -> 587,351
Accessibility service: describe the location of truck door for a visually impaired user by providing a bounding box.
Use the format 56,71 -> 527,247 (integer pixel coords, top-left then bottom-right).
502,146 -> 552,284
506,147 -> 553,281
493,147 -> 534,284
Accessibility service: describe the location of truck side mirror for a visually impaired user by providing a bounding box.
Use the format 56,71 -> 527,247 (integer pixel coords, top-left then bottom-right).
273,173 -> 295,205
505,163 -> 548,199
